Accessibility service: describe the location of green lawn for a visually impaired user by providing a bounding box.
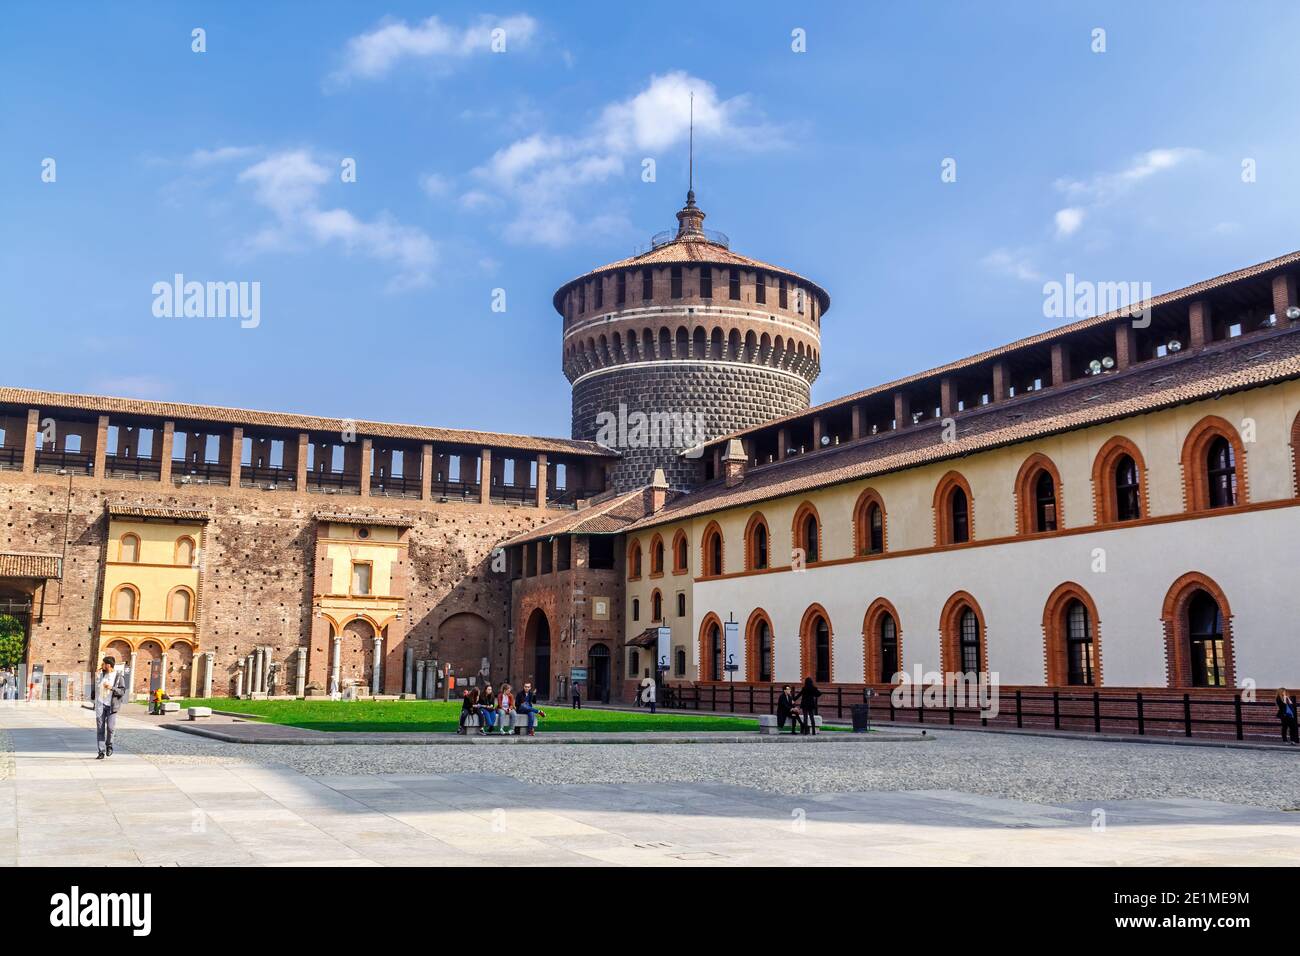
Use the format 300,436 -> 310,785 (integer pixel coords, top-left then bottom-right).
179,698 -> 776,734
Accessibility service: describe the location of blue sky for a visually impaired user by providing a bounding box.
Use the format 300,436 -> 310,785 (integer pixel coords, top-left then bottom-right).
4,1 -> 1299,438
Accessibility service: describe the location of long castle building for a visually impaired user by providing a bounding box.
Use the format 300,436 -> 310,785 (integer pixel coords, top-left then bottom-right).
4,193 -> 1300,735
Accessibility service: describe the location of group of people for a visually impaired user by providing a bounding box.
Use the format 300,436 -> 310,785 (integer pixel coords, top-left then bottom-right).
459,680 -> 545,735
775,677 -> 823,735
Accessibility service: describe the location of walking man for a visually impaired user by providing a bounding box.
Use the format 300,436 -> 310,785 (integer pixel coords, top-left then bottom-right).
95,656 -> 127,759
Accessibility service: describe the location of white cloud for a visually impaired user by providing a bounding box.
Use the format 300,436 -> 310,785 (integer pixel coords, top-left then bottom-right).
469,71 -> 779,247
982,248 -> 1043,283
1054,207 -> 1085,238
189,146 -> 261,167
235,149 -> 437,290
1055,147 -> 1202,204
419,172 -> 452,198
332,13 -> 537,83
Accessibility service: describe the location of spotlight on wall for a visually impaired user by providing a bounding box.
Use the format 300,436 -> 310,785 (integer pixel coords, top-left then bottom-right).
820,435 -> 831,446
1101,356 -> 1115,370
1167,339 -> 1183,352
1088,360 -> 1102,375
1287,306 -> 1300,320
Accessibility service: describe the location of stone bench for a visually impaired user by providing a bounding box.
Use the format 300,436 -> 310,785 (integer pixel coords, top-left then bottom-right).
758,714 -> 823,735
460,711 -> 540,734
161,701 -> 181,714
187,706 -> 213,720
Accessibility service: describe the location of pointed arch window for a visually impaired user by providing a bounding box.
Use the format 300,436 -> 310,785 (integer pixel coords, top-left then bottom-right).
701,524 -> 724,578
792,503 -> 821,564
1114,454 -> 1141,520
744,513 -> 769,571
649,535 -> 665,576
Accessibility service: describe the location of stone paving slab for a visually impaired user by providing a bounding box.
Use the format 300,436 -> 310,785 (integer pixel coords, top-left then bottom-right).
163,720 -> 921,746
3,703 -> 1299,867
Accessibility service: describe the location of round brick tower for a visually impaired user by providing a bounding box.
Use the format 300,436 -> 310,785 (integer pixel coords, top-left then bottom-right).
555,191 -> 830,490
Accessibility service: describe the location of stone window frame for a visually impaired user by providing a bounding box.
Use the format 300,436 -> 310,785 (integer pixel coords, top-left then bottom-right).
1013,452 -> 1064,535
1180,415 -> 1248,512
1091,435 -> 1150,524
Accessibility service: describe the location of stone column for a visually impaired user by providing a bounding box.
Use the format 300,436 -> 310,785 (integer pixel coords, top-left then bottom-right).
535,453 -> 548,508
93,414 -> 109,479
1273,273 -> 1297,323
404,647 -> 414,695
992,361 -> 1009,402
330,636 -> 341,695
296,432 -> 309,491
157,650 -> 168,696
372,636 -> 383,694
251,647 -> 262,693
22,409 -> 39,473
1115,322 -> 1137,369
295,647 -> 307,697
262,646 -> 272,695
479,448 -> 492,505
229,426 -> 243,488
128,652 -> 139,699
1050,343 -> 1070,386
359,438 -> 373,497
420,443 -> 433,501
235,663 -> 245,698
893,391 -> 911,430
246,653 -> 256,694
1189,299 -> 1212,349
415,660 -> 426,699
202,652 -> 214,698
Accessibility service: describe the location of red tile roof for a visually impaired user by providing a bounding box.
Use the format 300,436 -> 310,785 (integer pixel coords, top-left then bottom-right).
0,552 -> 62,579
703,248 -> 1300,451
107,505 -> 209,522
626,328 -> 1300,531
553,233 -> 830,312
501,486 -> 676,546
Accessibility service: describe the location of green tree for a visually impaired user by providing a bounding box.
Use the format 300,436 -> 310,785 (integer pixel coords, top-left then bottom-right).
0,615 -> 26,670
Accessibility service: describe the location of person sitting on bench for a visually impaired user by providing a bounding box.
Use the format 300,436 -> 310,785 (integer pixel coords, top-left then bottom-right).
458,687 -> 479,735
776,685 -> 801,735
517,682 -> 546,736
478,684 -> 498,734
496,683 -> 516,735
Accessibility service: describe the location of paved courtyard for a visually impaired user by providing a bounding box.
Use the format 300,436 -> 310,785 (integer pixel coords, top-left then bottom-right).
2,702 -> 1298,866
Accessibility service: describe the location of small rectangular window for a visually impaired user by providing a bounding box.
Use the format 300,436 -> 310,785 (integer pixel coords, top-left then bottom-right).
755,272 -> 766,304
728,269 -> 740,300
677,592 -> 686,617
632,598 -> 640,621
699,268 -> 712,298
351,562 -> 372,595
671,266 -> 682,299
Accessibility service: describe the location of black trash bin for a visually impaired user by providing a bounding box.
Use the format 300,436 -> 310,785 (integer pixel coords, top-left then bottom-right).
850,704 -> 871,733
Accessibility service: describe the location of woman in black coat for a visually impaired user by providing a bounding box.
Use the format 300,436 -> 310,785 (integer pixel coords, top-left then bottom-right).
1277,688 -> 1298,745
798,677 -> 822,735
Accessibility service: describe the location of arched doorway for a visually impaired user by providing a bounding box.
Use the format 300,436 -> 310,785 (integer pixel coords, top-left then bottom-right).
136,641 -> 163,695
587,642 -> 611,703
524,608 -> 552,699
167,642 -> 194,697
341,618 -> 376,691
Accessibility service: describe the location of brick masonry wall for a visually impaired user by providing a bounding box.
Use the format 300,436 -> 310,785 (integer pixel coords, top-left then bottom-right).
572,363 -> 810,490
509,537 -> 627,703
0,470 -> 561,696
